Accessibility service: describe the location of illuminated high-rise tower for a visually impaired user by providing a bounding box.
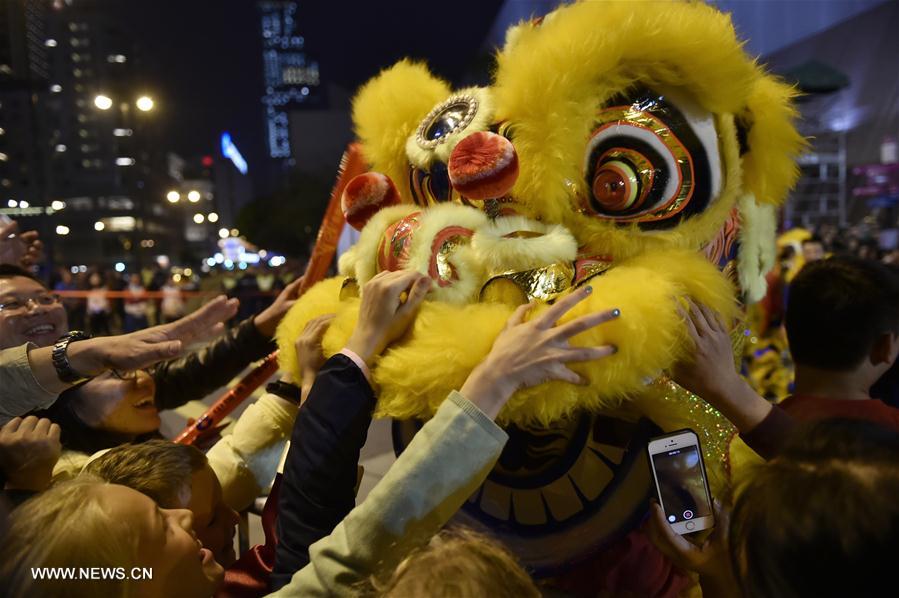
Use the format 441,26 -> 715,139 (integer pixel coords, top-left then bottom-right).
258,1 -> 320,159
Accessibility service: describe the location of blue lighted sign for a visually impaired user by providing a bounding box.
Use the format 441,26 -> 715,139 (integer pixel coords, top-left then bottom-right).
220,132 -> 248,174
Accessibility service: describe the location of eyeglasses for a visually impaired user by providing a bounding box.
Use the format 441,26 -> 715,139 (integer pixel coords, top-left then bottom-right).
0,293 -> 61,314
110,369 -> 140,381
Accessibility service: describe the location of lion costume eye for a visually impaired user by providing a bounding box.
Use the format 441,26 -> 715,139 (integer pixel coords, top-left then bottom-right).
406,88 -> 495,207
418,99 -> 479,147
582,89 -> 723,230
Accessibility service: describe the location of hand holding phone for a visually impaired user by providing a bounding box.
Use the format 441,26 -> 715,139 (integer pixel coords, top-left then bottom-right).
646,499 -> 736,596
647,429 -> 714,535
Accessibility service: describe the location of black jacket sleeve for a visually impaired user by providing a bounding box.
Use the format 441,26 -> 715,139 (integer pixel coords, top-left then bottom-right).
151,317 -> 276,411
270,353 -> 376,591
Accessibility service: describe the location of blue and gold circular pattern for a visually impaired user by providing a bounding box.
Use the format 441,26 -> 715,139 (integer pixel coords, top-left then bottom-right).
393,412 -> 660,576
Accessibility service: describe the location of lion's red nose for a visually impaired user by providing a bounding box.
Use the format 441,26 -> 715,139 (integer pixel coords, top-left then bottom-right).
448,131 -> 519,201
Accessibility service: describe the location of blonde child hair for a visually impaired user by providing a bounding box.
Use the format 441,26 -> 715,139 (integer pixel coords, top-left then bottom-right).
0,475 -> 140,598
364,527 -> 540,598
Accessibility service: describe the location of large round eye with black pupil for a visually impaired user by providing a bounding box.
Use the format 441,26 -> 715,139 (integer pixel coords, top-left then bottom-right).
582,89 -> 723,230
591,148 -> 658,213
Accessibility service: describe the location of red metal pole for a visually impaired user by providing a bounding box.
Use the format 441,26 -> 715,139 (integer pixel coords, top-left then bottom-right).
175,143 -> 367,445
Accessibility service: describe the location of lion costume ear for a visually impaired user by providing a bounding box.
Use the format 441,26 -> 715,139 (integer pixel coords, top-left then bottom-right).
735,72 -> 806,302
739,72 -> 807,206
352,60 -> 451,201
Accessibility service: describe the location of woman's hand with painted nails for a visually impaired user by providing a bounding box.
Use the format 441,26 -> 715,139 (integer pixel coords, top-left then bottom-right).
460,286 -> 620,419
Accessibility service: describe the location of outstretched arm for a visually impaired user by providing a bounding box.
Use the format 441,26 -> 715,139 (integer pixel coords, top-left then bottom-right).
271,271 -> 433,590
672,300 -> 796,459
1,296 -> 238,422
272,284 -> 619,597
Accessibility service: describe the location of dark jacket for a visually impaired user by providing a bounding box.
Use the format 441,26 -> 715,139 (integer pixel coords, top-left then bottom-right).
152,316 -> 275,411
270,354 -> 375,591
43,317 -> 276,455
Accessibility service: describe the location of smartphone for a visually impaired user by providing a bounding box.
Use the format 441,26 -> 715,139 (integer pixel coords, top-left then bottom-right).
647,429 -> 714,535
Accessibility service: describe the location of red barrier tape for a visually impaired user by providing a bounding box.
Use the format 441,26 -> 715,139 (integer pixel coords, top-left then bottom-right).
55,290 -> 282,299
174,143 -> 367,445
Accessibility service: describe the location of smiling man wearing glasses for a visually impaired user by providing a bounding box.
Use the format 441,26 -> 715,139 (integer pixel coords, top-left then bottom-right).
0,266 -> 68,350
0,264 -> 305,426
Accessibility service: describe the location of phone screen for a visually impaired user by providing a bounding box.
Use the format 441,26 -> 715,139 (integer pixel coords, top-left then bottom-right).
651,445 -> 712,524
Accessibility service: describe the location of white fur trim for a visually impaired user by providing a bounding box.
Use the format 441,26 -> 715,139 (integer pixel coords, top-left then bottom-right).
472,216 -> 579,274
403,203 -> 490,304
737,192 -> 777,303
338,246 -> 357,278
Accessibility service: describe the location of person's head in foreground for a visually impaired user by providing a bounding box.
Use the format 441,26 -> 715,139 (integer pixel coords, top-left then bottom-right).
41,367 -> 161,455
0,266 -> 174,453
731,419 -> 899,597
362,528 -> 539,598
39,364 -> 162,455
0,475 -> 224,598
85,440 -> 241,567
786,256 -> 899,384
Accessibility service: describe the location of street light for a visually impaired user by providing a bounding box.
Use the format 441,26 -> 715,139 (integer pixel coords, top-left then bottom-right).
187,190 -> 201,202
94,221 -> 105,231
94,94 -> 113,110
193,213 -> 205,224
207,212 -> 219,223
166,191 -> 180,203
218,228 -> 229,239
136,96 -> 154,112
55,225 -> 70,235
51,200 -> 65,210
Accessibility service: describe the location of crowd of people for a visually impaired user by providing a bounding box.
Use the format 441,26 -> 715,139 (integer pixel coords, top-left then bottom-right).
2,212 -> 899,598
743,220 -> 899,404
47,265 -> 295,337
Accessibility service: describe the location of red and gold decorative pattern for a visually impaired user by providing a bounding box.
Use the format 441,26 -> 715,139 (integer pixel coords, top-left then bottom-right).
583,106 -> 695,222
702,207 -> 741,290
377,212 -> 422,272
573,254 -> 615,286
428,226 -> 474,286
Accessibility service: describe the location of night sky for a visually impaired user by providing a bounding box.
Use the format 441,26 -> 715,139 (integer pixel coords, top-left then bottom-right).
101,0 -> 505,192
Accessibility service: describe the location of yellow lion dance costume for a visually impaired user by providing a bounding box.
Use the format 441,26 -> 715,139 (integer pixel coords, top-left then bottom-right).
277,0 -> 803,584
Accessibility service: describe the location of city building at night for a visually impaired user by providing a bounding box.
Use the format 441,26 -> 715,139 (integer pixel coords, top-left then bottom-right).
258,0 -> 320,161
0,0 -> 201,272
0,0 -> 51,218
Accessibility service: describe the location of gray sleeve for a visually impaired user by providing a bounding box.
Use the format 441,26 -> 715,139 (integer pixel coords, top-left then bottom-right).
0,344 -> 59,424
268,390 -> 508,598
